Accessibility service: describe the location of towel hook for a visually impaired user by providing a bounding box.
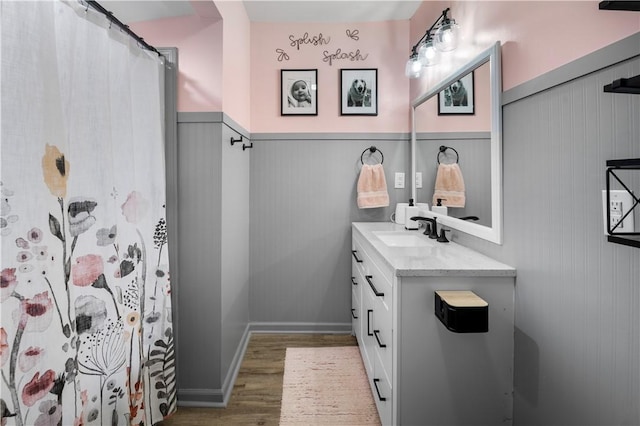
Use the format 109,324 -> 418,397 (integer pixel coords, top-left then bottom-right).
437,145 -> 459,164
360,146 -> 384,165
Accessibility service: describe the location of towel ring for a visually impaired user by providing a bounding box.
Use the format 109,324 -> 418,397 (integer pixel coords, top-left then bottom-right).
437,145 -> 459,164
360,146 -> 384,164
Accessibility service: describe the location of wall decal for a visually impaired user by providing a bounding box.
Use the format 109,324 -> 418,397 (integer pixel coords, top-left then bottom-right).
274,28 -> 369,65
276,48 -> 290,61
345,29 -> 360,40
322,48 -> 369,66
289,32 -> 331,50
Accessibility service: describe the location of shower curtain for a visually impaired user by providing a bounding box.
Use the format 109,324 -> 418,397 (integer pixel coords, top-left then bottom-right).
1,1 -> 176,425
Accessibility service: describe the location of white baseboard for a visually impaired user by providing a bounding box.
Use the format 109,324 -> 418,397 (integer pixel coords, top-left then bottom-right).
249,321 -> 352,334
177,323 -> 251,408
176,389 -> 225,407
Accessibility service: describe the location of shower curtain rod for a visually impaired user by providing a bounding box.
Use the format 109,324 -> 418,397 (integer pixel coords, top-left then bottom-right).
84,0 -> 162,56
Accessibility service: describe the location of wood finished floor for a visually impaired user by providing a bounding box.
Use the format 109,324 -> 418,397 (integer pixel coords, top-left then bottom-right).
159,333 -> 358,426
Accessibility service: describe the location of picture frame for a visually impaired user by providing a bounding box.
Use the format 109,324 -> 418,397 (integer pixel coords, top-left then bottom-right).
281,69 -> 318,116
438,71 -> 475,115
340,68 -> 377,116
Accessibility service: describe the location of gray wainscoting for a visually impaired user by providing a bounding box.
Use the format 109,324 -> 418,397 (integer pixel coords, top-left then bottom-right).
456,35 -> 640,425
175,113 -> 250,406
176,115 -> 222,400
249,134 -> 410,326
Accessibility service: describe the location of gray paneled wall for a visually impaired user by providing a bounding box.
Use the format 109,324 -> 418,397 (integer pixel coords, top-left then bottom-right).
176,118 -> 223,400
506,55 -> 639,426
456,43 -> 640,424
219,124 -> 250,390
175,113 -> 251,406
249,135 -> 411,327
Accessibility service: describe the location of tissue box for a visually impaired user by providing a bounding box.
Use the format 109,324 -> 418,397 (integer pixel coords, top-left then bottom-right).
434,290 -> 488,333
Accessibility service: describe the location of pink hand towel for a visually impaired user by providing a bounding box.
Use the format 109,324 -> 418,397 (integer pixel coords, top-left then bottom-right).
357,164 -> 389,208
432,163 -> 466,208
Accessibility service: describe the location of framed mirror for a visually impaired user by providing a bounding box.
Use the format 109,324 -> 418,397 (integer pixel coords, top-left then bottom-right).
411,41 -> 503,244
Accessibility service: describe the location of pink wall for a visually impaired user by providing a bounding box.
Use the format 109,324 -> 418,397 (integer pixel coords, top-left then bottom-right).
411,1 -> 639,96
132,1 -> 638,134
216,1 -> 251,128
410,1 -> 639,133
131,15 -> 223,113
250,21 -> 410,133
471,1 -> 639,91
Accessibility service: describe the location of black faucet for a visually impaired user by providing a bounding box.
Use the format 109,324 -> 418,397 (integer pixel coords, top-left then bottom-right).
437,228 -> 450,243
459,216 -> 479,221
410,216 -> 438,239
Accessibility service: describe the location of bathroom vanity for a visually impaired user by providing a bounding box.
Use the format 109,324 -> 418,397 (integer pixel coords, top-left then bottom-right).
351,222 -> 516,425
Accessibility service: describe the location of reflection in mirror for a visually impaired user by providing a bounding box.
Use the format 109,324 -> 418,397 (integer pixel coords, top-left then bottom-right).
416,133 -> 491,227
411,42 -> 502,244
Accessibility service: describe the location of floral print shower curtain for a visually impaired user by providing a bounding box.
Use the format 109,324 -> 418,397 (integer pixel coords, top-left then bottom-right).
1,1 -> 176,425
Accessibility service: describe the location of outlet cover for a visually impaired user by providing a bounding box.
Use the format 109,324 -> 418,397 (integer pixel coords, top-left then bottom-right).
395,172 -> 405,189
602,190 -> 635,235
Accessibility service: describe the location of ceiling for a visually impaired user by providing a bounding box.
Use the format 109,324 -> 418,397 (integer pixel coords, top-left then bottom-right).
101,0 -> 422,24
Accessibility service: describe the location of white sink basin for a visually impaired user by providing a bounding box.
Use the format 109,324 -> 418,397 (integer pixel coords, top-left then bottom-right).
373,231 -> 432,247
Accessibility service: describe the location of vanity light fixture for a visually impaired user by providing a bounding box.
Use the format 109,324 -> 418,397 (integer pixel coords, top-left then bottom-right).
405,54 -> 423,79
405,8 -> 460,78
418,38 -> 439,67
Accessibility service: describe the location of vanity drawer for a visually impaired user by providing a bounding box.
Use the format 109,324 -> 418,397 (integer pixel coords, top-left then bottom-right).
363,280 -> 392,382
363,285 -> 392,376
372,298 -> 392,376
351,285 -> 360,332
353,237 -> 393,308
371,351 -> 392,426
353,231 -> 394,277
351,240 -> 366,276
367,249 -> 394,289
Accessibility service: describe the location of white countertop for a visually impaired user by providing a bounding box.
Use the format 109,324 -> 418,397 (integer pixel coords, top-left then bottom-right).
352,222 -> 516,277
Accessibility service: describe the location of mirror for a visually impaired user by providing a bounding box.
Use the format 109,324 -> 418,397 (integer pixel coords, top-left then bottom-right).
411,41 -> 502,244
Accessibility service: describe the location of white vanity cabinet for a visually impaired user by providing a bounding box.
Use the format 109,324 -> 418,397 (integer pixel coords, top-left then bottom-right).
352,222 -> 516,426
352,233 -> 394,425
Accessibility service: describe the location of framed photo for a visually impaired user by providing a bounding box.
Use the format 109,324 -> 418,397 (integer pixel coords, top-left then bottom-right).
281,69 -> 318,116
340,68 -> 377,116
438,71 -> 474,115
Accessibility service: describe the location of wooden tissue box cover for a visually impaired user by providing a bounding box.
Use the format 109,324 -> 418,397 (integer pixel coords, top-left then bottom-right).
435,290 -> 488,333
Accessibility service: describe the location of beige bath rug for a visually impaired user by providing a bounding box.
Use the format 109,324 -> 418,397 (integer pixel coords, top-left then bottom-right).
279,346 -> 381,425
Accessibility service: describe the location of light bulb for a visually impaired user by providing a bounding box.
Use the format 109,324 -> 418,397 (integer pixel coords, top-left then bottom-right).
434,21 -> 459,52
417,39 -> 439,67
404,57 -> 422,79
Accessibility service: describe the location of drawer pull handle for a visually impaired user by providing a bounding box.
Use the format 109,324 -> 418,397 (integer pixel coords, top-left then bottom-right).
373,329 -> 386,348
351,276 -> 358,286
351,250 -> 363,263
351,308 -> 358,319
367,309 -> 373,336
373,378 -> 387,401
365,275 -> 384,297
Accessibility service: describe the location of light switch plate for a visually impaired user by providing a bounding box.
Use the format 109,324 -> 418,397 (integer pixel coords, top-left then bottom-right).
415,172 -> 423,189
395,172 -> 405,189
